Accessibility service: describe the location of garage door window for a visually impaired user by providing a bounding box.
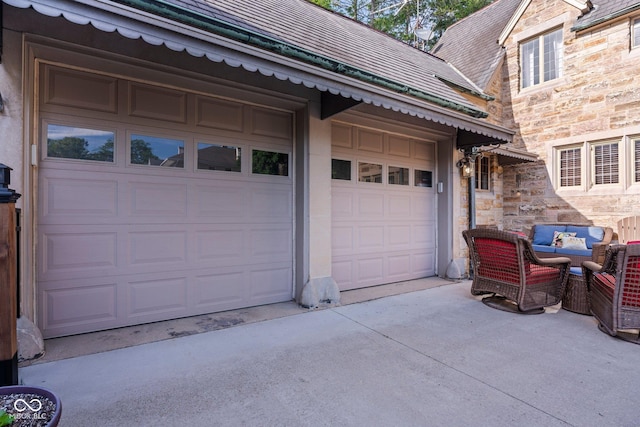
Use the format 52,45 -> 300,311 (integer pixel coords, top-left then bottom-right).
331,159 -> 351,180
358,162 -> 382,183
130,134 -> 184,168
47,124 -> 114,162
252,149 -> 289,176
389,166 -> 409,185
198,143 -> 241,172
415,169 -> 433,187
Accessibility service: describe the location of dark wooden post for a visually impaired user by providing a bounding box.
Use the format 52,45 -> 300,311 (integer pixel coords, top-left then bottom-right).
0,164 -> 21,386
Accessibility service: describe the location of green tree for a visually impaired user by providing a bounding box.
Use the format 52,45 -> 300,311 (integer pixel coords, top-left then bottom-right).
309,0 -> 333,9
325,0 -> 492,49
130,139 -> 161,165
87,139 -> 114,162
47,136 -> 91,160
423,0 -> 492,47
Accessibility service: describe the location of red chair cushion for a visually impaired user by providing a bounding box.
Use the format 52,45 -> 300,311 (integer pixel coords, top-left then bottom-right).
622,254 -> 640,308
474,238 -> 531,284
592,272 -> 615,300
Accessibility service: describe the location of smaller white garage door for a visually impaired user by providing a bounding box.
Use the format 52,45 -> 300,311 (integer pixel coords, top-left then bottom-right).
331,122 -> 437,290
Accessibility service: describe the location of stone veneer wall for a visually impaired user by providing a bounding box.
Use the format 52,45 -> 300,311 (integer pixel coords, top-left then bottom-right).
495,0 -> 640,235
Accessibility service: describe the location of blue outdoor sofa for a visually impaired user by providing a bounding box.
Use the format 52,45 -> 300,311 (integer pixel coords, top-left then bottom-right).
529,224 -> 614,266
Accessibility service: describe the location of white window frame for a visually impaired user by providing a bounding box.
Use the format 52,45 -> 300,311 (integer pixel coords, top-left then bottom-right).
520,28 -> 563,89
632,137 -> 640,184
632,18 -> 640,49
557,146 -> 582,188
590,141 -> 620,186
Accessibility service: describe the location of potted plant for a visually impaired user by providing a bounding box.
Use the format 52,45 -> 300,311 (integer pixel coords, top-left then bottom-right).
0,385 -> 61,427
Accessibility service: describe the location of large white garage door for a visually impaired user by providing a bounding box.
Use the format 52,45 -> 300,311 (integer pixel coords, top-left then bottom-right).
331,122 -> 437,290
36,65 -> 293,338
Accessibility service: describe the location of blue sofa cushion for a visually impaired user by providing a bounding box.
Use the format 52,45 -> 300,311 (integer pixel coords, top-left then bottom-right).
532,244 -> 557,253
566,226 -> 605,249
533,225 -> 565,246
569,266 -> 582,275
555,247 -> 592,257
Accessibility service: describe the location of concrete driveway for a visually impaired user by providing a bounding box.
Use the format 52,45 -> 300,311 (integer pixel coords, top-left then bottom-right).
19,280 -> 640,426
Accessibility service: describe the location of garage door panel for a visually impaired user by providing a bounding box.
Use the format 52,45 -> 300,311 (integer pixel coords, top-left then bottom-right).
41,175 -> 118,219
358,225 -> 384,250
129,181 -> 188,216
194,270 -> 246,308
388,225 -> 412,247
331,191 -> 354,217
41,280 -> 118,333
414,224 -> 436,245
129,230 -> 188,266
332,226 -> 354,252
250,227 -> 292,259
250,187 -> 292,220
128,276 -> 188,317
194,185 -> 248,218
196,229 -> 245,262
413,197 -> 435,217
388,254 -> 411,277
249,265 -> 293,301
358,193 -> 385,216
332,259 -> 354,289
41,231 -> 117,277
357,257 -> 384,282
388,194 -> 412,216
413,251 -> 436,276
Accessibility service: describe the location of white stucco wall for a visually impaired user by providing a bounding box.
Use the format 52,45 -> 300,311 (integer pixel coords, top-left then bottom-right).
307,101 -> 333,280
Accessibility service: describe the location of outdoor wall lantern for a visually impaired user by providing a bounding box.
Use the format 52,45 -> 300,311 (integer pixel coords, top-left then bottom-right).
456,149 -> 481,179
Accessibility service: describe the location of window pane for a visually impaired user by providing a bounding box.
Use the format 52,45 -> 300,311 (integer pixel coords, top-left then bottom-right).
594,143 -> 619,185
358,162 -> 382,183
252,150 -> 288,176
47,124 -> 114,162
130,134 -> 184,167
635,139 -> 640,183
521,38 -> 539,88
475,157 -> 490,190
543,29 -> 563,82
415,169 -> 433,187
388,166 -> 409,185
634,19 -> 640,48
197,143 -> 241,172
560,148 -> 581,187
332,159 -> 351,180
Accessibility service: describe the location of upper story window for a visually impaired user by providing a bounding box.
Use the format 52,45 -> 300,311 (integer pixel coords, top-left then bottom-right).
559,147 -> 581,187
521,28 -> 563,89
475,156 -> 490,190
592,142 -> 619,185
633,18 -> 640,48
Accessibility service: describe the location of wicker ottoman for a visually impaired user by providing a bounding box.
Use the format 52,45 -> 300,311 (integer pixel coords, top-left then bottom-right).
562,269 -> 591,315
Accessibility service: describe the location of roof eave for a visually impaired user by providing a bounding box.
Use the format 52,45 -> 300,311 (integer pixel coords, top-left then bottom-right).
571,3 -> 640,32
107,0 -> 487,118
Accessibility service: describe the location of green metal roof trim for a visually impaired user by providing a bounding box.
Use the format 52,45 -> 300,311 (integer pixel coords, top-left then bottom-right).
110,0 -> 488,119
571,3 -> 640,32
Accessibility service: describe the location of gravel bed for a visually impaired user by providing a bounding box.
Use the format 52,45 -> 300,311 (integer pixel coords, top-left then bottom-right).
0,393 -> 56,427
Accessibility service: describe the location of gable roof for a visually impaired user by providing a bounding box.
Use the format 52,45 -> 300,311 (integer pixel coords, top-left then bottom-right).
498,0 -> 591,44
4,0 -> 515,141
430,0 -> 522,90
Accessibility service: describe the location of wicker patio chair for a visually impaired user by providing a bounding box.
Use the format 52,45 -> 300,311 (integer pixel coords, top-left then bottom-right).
463,228 -> 572,314
583,242 -> 640,344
